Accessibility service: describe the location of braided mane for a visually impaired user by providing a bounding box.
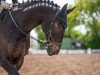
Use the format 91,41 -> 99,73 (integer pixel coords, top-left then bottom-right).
20,0 -> 60,11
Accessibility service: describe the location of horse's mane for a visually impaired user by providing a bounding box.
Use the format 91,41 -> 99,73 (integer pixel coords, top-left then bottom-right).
19,0 -> 60,11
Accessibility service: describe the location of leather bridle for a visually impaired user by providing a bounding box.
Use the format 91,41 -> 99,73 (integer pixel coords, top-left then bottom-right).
46,14 -> 67,47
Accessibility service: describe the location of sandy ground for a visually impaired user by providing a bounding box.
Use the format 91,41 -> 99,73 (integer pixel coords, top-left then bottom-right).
0,54 -> 100,75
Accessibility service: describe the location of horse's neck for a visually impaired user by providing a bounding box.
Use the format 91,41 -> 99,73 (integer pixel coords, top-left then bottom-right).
14,5 -> 57,33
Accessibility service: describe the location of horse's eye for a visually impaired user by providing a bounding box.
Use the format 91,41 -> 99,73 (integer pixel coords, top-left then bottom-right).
58,26 -> 61,29
58,24 -> 63,29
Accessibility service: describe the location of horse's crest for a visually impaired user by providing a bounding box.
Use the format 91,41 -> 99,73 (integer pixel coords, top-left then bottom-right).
23,0 -> 60,11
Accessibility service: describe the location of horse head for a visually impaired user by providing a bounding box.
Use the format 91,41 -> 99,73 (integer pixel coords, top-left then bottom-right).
44,4 -> 75,56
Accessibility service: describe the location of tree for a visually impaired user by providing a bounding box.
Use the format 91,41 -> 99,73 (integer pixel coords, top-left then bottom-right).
65,0 -> 100,49
35,25 -> 46,49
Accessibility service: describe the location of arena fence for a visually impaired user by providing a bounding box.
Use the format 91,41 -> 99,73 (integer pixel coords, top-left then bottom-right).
29,49 -> 100,54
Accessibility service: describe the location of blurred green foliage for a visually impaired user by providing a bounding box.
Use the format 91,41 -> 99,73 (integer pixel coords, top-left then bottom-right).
35,26 -> 46,49
66,0 -> 100,49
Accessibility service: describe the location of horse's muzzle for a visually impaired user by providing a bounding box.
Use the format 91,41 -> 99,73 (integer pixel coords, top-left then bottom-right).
46,44 -> 60,56
47,49 -> 59,56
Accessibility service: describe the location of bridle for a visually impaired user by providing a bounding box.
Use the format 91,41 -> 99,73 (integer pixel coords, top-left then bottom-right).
8,9 -> 67,47
46,10 -> 67,47
8,10 -> 45,43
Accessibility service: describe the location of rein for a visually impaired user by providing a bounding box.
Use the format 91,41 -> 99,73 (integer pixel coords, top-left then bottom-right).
0,9 -> 8,22
8,10 -> 46,44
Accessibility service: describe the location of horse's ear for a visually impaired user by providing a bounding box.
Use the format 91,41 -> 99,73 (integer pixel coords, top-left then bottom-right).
55,4 -> 68,17
60,3 -> 68,14
66,6 -> 76,14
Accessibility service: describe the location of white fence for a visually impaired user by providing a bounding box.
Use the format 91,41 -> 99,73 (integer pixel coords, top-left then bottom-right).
29,49 -> 100,54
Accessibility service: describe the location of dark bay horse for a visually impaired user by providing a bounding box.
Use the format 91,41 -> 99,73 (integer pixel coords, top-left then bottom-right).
0,0 -> 75,75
